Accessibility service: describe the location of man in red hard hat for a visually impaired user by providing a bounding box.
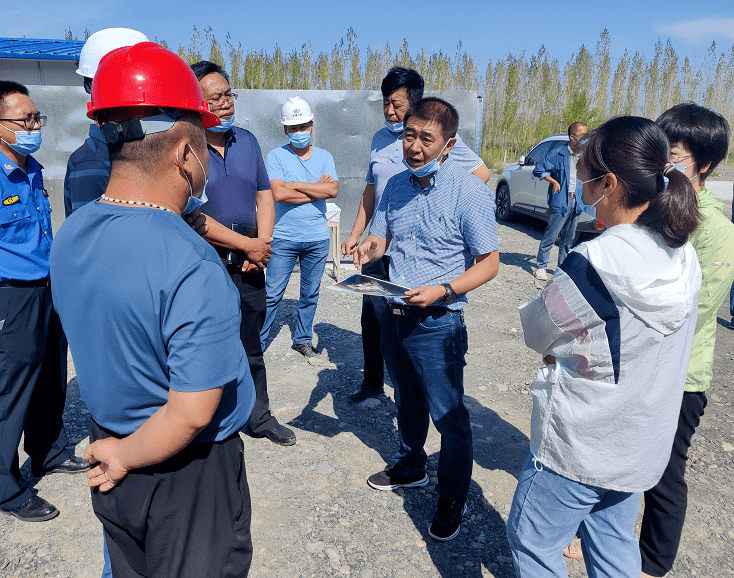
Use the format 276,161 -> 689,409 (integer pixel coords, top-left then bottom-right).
49,43 -> 255,578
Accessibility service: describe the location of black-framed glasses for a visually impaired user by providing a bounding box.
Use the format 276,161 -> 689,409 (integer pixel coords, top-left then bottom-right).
0,116 -> 47,130
208,93 -> 237,110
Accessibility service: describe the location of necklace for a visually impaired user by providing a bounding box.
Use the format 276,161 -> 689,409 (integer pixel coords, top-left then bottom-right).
100,195 -> 173,213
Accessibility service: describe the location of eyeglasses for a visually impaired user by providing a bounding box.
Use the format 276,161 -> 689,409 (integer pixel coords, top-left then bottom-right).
208,93 -> 237,110
0,116 -> 47,130
669,152 -> 692,163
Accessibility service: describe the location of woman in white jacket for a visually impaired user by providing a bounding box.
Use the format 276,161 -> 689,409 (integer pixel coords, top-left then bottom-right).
507,116 -> 702,578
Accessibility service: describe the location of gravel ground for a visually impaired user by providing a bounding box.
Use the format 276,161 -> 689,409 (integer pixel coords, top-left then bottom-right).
1,198 -> 733,578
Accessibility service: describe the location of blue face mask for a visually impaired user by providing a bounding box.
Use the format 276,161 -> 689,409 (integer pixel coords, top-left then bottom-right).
0,125 -> 42,156
178,144 -> 209,215
288,130 -> 311,149
208,115 -> 235,133
578,175 -> 605,217
384,120 -> 404,134
402,140 -> 450,178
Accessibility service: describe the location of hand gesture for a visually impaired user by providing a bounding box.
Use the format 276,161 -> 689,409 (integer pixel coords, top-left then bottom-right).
403,285 -> 445,308
318,174 -> 334,184
244,237 -> 273,270
355,239 -> 378,269
83,438 -> 130,492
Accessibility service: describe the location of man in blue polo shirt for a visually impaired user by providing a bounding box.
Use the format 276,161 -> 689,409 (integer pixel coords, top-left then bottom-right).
0,81 -> 90,523
341,67 -> 490,403
260,96 -> 338,361
190,60 -> 295,447
50,44 -> 255,577
355,97 -> 499,542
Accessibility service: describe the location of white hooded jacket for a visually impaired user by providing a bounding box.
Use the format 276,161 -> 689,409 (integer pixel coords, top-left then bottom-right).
519,224 -> 701,492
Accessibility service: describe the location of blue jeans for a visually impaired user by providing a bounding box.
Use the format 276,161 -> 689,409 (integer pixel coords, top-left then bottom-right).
536,196 -> 580,269
101,536 -> 112,578
507,453 -> 642,578
260,238 -> 329,347
379,306 -> 472,500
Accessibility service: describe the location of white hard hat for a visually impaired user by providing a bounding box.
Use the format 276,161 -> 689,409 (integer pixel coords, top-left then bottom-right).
76,28 -> 149,78
280,96 -> 314,126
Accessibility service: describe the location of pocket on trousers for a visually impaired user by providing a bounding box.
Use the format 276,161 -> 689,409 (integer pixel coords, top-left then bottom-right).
418,311 -> 452,331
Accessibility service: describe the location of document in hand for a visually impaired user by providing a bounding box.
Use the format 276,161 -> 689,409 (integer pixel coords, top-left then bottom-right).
327,274 -> 410,298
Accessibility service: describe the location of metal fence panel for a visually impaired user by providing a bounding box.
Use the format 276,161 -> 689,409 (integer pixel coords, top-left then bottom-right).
26,87 -> 478,240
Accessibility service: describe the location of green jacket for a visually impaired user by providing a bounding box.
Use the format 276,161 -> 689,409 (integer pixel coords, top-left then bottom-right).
686,186 -> 734,392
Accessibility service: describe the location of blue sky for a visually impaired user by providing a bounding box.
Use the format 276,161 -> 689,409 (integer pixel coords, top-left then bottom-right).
5,0 -> 734,73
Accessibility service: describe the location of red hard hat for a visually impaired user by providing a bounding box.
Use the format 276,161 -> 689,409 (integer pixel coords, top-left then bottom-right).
87,42 -> 219,129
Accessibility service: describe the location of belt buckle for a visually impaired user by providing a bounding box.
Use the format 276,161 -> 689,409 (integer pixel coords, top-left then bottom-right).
391,306 -> 405,316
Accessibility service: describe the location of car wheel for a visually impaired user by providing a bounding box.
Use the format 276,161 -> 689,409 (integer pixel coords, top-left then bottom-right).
495,183 -> 514,222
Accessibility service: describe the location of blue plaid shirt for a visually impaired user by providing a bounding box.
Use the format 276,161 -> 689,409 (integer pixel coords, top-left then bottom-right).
370,158 -> 499,310
63,124 -> 110,217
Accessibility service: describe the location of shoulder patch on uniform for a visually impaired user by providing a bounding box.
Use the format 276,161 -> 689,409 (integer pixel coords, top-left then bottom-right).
2,195 -> 20,206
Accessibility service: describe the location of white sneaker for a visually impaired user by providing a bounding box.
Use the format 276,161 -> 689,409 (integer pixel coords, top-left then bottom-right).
533,268 -> 548,281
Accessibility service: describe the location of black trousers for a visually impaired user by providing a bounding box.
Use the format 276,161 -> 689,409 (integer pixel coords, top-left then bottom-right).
228,269 -> 277,434
0,285 -> 70,509
359,256 -> 390,390
640,391 -> 707,576
90,420 -> 252,578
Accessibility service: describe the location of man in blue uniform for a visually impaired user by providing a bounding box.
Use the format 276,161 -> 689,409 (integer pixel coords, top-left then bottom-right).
50,44 -> 256,577
190,60 -> 296,446
355,97 -> 499,541
0,81 -> 89,523
342,67 -> 491,402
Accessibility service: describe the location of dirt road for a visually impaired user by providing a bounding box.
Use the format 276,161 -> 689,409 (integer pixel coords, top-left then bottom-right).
1,202 -> 733,578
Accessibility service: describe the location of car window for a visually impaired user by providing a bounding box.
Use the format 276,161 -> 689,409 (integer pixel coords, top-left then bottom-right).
525,141 -> 554,165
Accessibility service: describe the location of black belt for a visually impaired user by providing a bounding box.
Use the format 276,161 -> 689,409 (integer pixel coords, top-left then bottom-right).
0,277 -> 49,288
388,303 -> 450,316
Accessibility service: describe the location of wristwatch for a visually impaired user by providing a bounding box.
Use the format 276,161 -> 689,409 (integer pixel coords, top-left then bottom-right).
442,283 -> 458,305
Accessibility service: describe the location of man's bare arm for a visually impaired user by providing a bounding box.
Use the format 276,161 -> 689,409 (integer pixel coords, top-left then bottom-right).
270,179 -> 313,204
404,252 -> 500,307
342,183 -> 375,256
83,386 -> 224,492
472,163 -> 491,184
255,188 -> 275,240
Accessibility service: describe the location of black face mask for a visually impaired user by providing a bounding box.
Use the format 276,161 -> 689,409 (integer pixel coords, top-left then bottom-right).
83,77 -> 93,95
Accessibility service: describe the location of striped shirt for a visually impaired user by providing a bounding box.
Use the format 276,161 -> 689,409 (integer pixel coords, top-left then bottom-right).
370,158 -> 499,310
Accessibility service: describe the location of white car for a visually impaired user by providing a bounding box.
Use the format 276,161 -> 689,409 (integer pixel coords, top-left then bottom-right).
494,134 -> 605,236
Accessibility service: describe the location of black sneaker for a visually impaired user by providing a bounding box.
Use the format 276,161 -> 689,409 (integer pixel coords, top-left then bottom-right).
367,465 -> 429,491
292,343 -> 319,359
428,498 -> 467,541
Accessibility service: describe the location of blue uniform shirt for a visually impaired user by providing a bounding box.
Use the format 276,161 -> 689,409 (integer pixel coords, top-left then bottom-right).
266,145 -> 338,242
202,127 -> 270,229
370,158 -> 499,310
63,124 -> 110,217
50,202 -> 255,442
366,128 -> 483,210
0,150 -> 52,281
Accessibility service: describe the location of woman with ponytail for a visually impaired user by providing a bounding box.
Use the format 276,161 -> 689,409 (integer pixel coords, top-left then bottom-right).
507,116 -> 702,578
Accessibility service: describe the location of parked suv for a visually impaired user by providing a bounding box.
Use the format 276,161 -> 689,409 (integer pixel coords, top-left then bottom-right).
494,134 -> 605,235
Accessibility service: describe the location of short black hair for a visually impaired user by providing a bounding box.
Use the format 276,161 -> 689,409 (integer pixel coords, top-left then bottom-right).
656,102 -> 730,181
0,80 -> 29,116
107,112 -> 205,174
403,97 -> 459,141
381,67 -> 424,104
190,61 -> 230,84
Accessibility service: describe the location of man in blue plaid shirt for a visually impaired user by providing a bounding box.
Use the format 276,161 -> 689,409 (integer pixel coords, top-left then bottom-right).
355,97 -> 499,541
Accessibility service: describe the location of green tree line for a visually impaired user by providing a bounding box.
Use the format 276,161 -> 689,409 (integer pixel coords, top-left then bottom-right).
67,26 -> 734,167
